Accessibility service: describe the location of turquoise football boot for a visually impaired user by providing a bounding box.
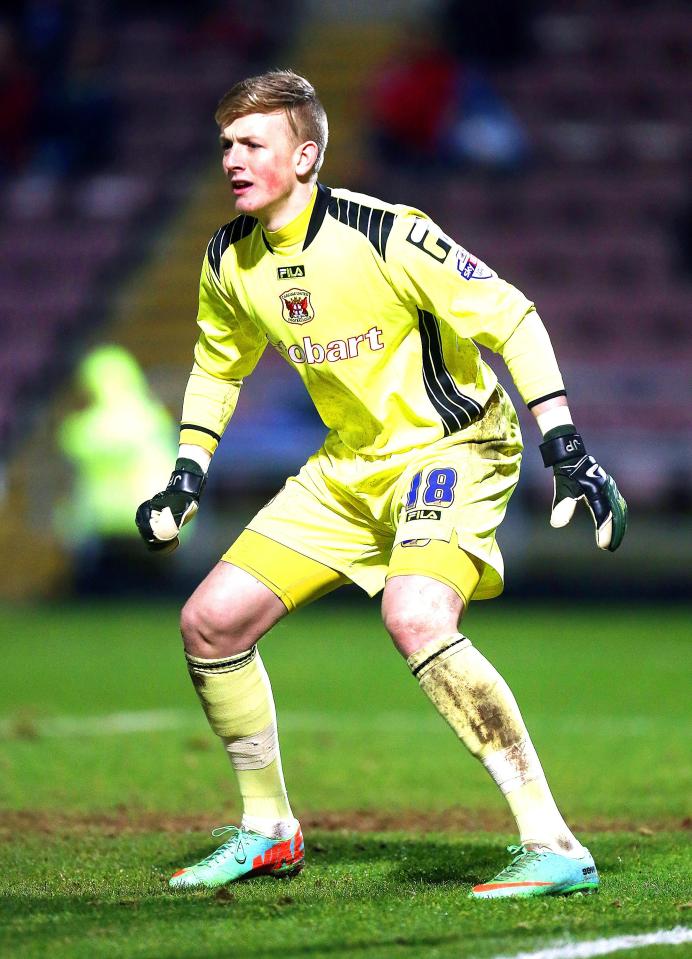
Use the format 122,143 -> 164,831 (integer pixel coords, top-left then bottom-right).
169,823 -> 304,889
470,844 -> 599,899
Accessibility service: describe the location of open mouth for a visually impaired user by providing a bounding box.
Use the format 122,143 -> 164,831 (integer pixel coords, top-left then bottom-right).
232,180 -> 252,195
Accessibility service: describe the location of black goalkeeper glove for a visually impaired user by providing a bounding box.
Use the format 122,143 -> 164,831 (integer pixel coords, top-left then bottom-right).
539,426 -> 628,552
135,458 -> 206,554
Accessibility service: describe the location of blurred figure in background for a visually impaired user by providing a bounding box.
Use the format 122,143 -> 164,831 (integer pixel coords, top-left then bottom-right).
672,184 -> 692,281
191,0 -> 299,65
369,32 -> 529,174
39,23 -> 118,177
0,19 -> 38,176
55,345 -> 177,593
3,0 -> 119,180
439,0 -> 536,69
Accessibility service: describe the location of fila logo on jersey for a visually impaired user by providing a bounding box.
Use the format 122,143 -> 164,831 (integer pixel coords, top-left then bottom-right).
277,265 -> 305,279
280,288 -> 314,324
287,326 -> 384,365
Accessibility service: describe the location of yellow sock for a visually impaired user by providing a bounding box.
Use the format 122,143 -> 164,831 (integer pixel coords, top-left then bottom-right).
408,634 -> 584,856
186,647 -> 295,836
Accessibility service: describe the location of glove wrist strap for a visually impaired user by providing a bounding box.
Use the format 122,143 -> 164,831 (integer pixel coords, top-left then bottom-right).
167,458 -> 207,498
539,428 -> 586,467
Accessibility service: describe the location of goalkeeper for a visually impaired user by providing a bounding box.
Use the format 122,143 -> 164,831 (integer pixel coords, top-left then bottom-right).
136,69 -> 627,899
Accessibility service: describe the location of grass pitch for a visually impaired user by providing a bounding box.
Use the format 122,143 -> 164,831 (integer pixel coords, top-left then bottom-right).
1,600 -> 690,958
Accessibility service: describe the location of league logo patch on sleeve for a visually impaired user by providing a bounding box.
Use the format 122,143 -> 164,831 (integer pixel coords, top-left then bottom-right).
455,247 -> 494,281
280,288 -> 315,325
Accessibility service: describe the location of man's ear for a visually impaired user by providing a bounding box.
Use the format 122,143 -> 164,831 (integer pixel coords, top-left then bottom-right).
295,141 -> 319,179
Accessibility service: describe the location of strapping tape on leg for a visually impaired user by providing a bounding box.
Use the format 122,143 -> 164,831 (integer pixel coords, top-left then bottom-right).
223,721 -> 278,770
481,737 -> 544,794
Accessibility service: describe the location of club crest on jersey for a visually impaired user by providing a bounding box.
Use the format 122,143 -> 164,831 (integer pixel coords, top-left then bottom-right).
456,247 -> 494,281
280,288 -> 314,325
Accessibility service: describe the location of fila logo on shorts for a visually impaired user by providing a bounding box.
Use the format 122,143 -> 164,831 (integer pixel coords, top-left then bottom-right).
287,326 -> 384,365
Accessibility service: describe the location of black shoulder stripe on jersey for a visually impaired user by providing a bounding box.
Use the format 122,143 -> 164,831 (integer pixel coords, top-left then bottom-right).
347,199 -> 359,230
376,209 -> 395,260
206,214 -> 256,278
303,182 -> 331,250
327,193 -> 396,260
418,309 -> 484,435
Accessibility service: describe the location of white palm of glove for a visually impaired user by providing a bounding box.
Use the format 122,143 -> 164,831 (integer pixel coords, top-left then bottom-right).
148,501 -> 199,542
550,487 -> 614,549
550,455 -> 625,552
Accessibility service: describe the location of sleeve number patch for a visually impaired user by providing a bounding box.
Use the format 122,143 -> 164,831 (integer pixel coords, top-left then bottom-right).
405,467 -> 457,509
406,221 -> 453,263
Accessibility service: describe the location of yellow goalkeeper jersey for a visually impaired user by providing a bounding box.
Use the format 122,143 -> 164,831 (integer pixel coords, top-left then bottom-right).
181,183 -> 565,457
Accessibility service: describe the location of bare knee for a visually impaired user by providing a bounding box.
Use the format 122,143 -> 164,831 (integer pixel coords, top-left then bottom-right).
179,595 -> 223,657
383,605 -> 455,657
179,562 -> 288,658
180,594 -> 252,658
382,575 -> 463,658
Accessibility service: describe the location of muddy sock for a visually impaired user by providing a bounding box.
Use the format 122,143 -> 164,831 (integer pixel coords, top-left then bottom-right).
407,634 -> 584,856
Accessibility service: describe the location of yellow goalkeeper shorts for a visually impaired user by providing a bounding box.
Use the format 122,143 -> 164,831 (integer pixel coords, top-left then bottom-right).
223,388 -> 522,607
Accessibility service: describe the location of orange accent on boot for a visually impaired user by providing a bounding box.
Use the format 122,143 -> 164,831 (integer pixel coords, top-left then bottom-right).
474,880 -> 554,891
252,827 -> 304,871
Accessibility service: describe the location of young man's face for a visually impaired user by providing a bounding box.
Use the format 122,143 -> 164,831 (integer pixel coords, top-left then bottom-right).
220,111 -> 308,227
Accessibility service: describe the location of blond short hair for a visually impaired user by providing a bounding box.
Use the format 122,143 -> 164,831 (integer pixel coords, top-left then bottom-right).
215,69 -> 329,177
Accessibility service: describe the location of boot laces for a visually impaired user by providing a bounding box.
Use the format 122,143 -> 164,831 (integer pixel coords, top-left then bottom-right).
198,826 -> 248,866
494,844 -> 545,880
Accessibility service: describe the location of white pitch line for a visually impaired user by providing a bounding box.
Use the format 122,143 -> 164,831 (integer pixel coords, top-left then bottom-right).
491,926 -> 692,959
0,708 -> 684,740
0,709 -> 198,739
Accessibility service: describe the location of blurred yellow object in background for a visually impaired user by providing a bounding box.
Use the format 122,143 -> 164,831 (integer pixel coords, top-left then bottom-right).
55,345 -> 177,546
